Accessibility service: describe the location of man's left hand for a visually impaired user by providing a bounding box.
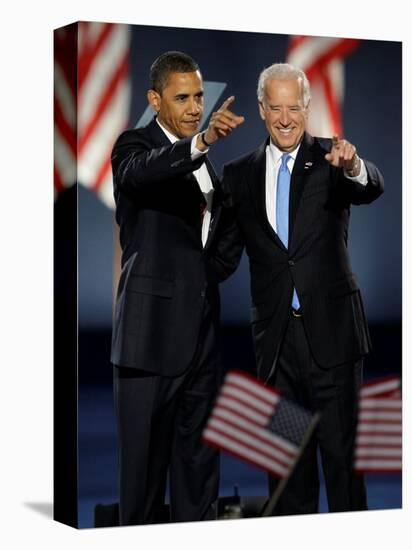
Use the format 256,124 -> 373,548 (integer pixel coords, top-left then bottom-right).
325,135 -> 361,176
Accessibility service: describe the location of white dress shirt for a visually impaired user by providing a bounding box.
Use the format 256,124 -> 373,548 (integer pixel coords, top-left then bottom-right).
156,119 -> 213,247
265,140 -> 368,234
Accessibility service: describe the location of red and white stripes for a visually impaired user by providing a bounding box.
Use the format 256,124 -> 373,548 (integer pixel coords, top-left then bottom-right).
287,36 -> 359,138
54,24 -> 78,195
354,375 -> 402,473
54,22 -> 131,208
203,370 -> 299,479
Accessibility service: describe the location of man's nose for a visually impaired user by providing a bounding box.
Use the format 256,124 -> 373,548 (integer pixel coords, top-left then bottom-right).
188,97 -> 201,114
279,109 -> 291,125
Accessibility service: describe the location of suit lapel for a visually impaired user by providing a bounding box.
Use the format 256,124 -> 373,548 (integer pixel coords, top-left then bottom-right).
146,116 -> 172,147
203,157 -> 222,251
248,139 -> 286,250
249,133 -> 315,251
149,114 -> 207,203
205,156 -> 220,193
289,133 -> 315,242
147,117 -> 224,251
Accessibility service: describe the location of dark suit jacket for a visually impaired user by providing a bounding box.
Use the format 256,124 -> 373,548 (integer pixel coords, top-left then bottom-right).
111,118 -> 239,375
223,132 -> 384,382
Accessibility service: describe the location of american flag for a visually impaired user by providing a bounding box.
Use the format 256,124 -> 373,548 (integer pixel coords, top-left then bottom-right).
54,21 -> 131,208
202,370 -> 318,479
286,35 -> 359,137
354,375 -> 402,473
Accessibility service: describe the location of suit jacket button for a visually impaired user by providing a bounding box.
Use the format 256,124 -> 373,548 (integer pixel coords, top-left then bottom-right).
288,260 -> 295,266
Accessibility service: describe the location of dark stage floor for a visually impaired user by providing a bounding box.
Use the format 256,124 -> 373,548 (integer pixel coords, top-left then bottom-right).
77,323 -> 401,528
78,385 -> 402,529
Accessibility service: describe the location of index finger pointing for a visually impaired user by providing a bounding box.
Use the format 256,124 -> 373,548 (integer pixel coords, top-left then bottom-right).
219,95 -> 235,111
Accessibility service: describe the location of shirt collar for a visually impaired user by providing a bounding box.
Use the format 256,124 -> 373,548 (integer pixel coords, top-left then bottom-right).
156,117 -> 178,144
268,139 -> 301,165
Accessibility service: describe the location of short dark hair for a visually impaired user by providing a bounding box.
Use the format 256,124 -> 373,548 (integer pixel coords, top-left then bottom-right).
149,51 -> 200,94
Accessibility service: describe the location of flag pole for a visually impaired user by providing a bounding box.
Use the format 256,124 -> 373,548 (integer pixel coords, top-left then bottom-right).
260,411 -> 321,517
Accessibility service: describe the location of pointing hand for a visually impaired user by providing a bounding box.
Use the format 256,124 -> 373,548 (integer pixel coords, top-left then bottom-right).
201,96 -> 245,147
324,135 -> 361,175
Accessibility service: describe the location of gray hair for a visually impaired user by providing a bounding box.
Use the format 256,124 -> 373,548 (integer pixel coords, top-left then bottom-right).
257,63 -> 311,108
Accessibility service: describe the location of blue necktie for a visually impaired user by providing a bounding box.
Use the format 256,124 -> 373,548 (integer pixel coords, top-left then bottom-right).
276,154 -> 300,310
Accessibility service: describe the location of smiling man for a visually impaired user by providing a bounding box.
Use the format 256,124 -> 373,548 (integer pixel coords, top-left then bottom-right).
110,51 -> 244,525
222,63 -> 384,515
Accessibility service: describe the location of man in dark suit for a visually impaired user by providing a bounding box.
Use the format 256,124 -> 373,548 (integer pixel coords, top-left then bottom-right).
223,63 -> 384,514
110,51 -> 243,525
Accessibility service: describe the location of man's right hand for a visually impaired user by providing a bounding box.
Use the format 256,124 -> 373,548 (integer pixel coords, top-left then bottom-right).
196,96 -> 245,150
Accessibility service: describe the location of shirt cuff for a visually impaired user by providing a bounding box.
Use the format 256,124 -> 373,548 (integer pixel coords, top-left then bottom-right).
344,158 -> 368,186
191,133 -> 209,160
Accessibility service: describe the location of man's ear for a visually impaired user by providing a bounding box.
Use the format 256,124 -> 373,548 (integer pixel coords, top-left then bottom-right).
258,101 -> 266,121
304,99 -> 310,120
147,89 -> 161,113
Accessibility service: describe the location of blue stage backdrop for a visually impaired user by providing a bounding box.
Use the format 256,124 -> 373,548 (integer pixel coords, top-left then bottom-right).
78,25 -> 401,330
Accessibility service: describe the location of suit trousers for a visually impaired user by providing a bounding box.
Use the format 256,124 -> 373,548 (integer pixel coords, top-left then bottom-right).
268,312 -> 367,514
113,297 -> 221,525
